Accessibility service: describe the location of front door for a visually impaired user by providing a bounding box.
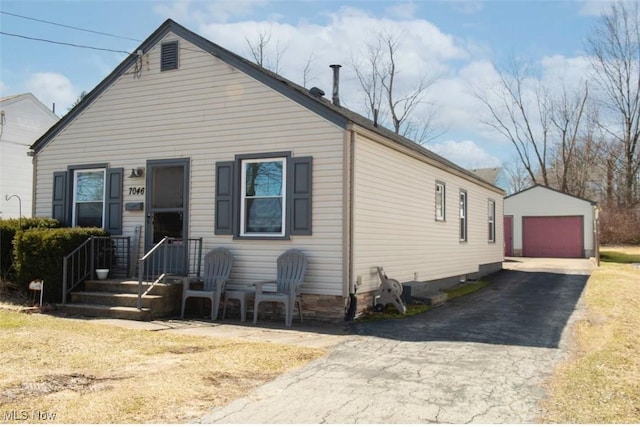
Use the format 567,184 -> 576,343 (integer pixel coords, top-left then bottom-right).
145,159 -> 189,275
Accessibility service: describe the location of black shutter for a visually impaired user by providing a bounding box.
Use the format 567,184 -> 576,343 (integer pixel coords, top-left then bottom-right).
52,171 -> 68,225
289,156 -> 313,235
215,161 -> 235,235
105,168 -> 123,235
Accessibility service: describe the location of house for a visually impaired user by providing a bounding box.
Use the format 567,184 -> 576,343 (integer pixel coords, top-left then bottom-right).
504,185 -> 598,258
0,93 -> 58,219
31,19 -> 504,320
469,167 -> 508,192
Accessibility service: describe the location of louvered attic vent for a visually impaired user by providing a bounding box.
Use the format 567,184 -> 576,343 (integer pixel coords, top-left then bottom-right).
161,41 -> 178,71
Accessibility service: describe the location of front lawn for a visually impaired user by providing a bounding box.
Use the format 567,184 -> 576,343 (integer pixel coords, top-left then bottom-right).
0,311 -> 324,423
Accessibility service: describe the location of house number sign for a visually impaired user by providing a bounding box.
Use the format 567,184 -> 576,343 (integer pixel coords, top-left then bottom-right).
128,187 -> 145,195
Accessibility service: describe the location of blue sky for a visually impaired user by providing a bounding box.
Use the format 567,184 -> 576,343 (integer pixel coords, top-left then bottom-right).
0,0 -> 610,168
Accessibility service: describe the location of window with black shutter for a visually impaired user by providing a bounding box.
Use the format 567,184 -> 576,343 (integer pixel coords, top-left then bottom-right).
51,167 -> 123,234
215,153 -> 312,239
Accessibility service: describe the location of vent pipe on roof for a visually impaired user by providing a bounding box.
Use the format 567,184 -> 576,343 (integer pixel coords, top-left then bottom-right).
330,64 -> 341,107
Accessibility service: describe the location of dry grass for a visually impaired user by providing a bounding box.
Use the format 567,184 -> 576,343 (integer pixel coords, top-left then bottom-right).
541,246 -> 640,423
0,311 -> 324,423
601,245 -> 640,255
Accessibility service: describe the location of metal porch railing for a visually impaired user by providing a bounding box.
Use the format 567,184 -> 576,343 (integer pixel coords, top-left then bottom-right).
137,237 -> 202,309
62,236 -> 130,304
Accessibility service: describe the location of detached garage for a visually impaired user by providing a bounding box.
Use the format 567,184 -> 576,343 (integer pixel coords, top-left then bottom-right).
504,185 -> 598,258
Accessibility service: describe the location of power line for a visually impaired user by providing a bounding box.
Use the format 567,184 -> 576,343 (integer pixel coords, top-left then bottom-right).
0,31 -> 131,54
0,11 -> 142,42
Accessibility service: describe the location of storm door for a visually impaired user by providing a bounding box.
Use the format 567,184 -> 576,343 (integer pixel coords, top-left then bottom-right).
145,159 -> 189,275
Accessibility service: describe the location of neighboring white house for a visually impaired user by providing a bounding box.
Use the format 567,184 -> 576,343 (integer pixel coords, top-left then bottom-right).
0,93 -> 58,219
504,185 -> 598,258
469,167 -> 509,193
31,20 -> 504,319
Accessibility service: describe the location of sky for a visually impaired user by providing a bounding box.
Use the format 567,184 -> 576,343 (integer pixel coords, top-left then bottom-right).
0,0 -> 613,169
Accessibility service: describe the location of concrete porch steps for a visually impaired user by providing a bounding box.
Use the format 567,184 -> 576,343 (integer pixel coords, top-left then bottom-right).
58,278 -> 183,320
60,303 -> 152,321
69,291 -> 163,310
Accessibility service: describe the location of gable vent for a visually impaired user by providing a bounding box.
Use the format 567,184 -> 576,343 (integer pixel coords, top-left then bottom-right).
161,41 -> 179,71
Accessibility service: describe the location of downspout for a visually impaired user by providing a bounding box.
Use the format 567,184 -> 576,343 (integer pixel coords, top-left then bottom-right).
594,204 -> 600,267
29,148 -> 37,217
344,127 -> 358,320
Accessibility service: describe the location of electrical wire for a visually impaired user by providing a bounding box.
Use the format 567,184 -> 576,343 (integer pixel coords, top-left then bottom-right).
0,11 -> 142,42
0,31 -> 131,54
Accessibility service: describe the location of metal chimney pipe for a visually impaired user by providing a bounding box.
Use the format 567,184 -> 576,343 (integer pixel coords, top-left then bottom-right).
330,64 -> 342,106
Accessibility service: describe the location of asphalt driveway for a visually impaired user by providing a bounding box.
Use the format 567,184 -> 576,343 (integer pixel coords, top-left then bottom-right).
200,258 -> 593,424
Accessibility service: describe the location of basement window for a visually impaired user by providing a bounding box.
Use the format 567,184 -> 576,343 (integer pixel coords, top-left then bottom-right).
161,41 -> 179,71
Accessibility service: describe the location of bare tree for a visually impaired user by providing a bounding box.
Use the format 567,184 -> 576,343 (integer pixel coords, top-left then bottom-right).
301,52 -> 316,88
68,90 -> 87,111
245,28 -> 287,73
549,82 -> 590,193
351,37 -> 386,125
588,1 -> 640,206
502,155 -> 532,194
475,59 -> 552,186
351,31 -> 437,143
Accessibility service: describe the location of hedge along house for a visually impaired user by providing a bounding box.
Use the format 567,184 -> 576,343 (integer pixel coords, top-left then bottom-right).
504,185 -> 598,259
31,19 -> 504,320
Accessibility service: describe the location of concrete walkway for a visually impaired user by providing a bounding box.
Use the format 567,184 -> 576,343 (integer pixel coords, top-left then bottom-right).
198,259 -> 593,424
87,317 -> 349,349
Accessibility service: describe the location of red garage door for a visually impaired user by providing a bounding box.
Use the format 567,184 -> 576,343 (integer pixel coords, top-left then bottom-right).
523,216 -> 583,258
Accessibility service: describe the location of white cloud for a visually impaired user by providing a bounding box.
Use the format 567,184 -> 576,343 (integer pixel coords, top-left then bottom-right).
0,80 -> 8,96
155,0 -> 270,24
540,54 -> 591,91
385,2 -> 419,19
426,139 -> 501,169
154,0 -> 195,22
25,72 -> 77,112
577,0 -> 612,16
452,1 -> 485,15
198,6 -> 469,115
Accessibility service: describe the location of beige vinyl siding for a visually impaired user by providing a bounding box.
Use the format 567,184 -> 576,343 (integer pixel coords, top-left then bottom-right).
34,32 -> 345,296
351,132 -> 503,292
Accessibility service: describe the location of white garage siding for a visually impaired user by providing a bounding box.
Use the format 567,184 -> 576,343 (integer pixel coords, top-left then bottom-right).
504,185 -> 597,258
33,31 -> 346,296
351,128 -> 504,293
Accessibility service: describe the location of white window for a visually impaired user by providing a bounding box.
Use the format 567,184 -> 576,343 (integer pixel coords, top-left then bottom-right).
460,191 -> 467,242
488,200 -> 496,242
435,181 -> 445,221
240,157 -> 286,237
73,169 -> 106,228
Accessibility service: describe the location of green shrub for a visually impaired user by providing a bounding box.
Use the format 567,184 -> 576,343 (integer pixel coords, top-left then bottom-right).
13,227 -> 108,303
1,218 -> 60,280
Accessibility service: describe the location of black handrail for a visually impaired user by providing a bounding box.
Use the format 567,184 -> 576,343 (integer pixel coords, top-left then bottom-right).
62,236 -> 130,304
137,237 -> 202,309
